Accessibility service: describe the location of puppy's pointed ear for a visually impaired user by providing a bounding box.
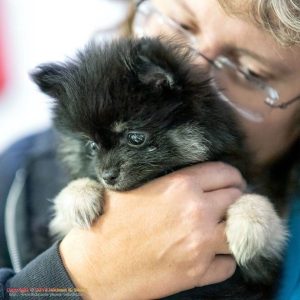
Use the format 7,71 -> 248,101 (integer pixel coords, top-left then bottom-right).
30,63 -> 67,98
137,56 -> 174,89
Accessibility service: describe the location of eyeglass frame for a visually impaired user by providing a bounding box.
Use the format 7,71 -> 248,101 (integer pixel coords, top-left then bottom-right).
134,0 -> 300,112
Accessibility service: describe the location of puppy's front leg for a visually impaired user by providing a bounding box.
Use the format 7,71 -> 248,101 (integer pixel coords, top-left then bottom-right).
49,178 -> 104,238
225,194 -> 288,281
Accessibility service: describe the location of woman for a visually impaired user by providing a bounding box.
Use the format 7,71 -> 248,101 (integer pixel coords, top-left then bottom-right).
2,0 -> 300,299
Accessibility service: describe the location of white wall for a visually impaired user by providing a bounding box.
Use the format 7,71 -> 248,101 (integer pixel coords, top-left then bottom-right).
0,0 -> 131,153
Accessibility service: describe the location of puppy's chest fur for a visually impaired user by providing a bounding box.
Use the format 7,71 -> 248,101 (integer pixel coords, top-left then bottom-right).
31,37 -> 287,300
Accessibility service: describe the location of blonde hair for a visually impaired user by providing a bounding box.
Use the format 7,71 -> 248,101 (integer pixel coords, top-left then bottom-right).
218,0 -> 300,46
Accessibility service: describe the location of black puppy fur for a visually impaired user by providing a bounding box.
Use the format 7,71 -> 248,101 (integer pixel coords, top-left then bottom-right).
31,37 -> 283,299
32,38 -> 245,186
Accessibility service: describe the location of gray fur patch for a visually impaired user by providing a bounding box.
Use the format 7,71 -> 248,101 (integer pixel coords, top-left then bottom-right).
112,121 -> 128,133
58,134 -> 89,177
168,124 -> 211,163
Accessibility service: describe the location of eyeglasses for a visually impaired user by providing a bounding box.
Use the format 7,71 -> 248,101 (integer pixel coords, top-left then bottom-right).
133,0 -> 300,122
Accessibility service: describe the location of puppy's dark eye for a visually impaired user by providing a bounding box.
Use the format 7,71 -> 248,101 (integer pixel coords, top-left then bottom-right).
86,141 -> 99,155
127,132 -> 147,147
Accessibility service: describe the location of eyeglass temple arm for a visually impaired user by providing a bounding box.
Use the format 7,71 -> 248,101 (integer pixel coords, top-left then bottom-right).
275,94 -> 300,109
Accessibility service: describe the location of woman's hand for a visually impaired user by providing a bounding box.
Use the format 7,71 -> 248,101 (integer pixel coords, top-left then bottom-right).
60,162 -> 246,300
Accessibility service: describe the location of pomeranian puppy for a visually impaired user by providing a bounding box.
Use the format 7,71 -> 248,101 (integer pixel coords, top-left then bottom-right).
32,37 -> 287,299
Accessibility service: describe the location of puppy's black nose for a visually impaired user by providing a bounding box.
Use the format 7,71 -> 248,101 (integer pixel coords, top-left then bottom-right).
102,168 -> 119,185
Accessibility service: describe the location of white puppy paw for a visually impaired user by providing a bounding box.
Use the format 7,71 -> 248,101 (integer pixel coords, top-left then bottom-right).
49,178 -> 103,238
226,194 -> 288,274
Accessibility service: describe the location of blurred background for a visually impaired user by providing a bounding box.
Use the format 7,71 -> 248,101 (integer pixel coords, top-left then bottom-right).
0,0 -> 133,154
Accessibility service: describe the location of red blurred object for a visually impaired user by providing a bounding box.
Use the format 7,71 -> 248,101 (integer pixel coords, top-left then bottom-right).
0,0 -> 7,95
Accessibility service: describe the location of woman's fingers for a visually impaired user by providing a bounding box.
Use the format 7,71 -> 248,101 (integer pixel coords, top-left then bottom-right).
207,187 -> 243,221
178,162 -> 246,192
199,254 -> 236,286
214,221 -> 231,255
